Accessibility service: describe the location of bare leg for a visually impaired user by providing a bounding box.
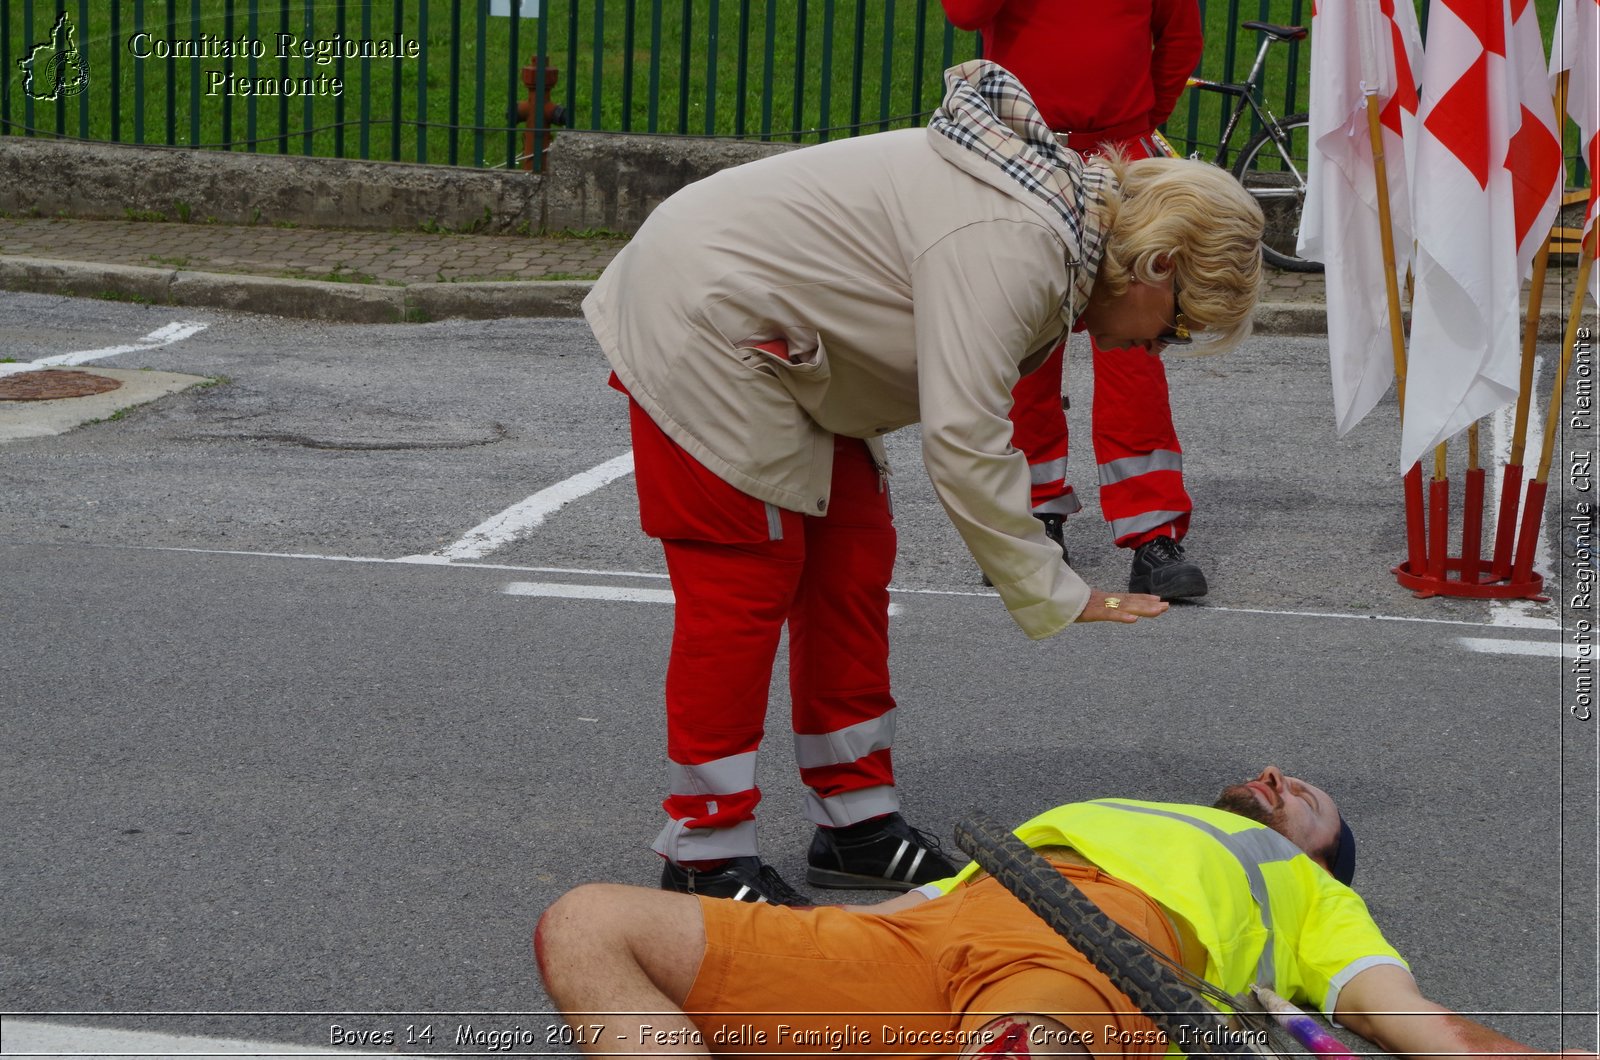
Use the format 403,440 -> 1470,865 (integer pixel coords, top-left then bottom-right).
535,884 -> 711,1057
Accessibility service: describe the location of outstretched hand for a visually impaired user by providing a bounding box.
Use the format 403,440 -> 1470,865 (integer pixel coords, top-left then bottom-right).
1076,589 -> 1168,624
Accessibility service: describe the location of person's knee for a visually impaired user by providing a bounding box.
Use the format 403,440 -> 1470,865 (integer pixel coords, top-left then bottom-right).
534,883 -> 708,1010
535,884 -> 627,987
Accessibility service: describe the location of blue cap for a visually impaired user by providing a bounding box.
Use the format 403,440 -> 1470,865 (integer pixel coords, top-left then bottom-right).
1330,817 -> 1356,885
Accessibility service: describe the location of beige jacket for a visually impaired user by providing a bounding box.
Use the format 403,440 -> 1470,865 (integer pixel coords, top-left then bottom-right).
584,126 -> 1115,639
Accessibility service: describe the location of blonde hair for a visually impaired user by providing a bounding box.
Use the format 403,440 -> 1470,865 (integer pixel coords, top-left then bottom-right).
1092,156 -> 1265,354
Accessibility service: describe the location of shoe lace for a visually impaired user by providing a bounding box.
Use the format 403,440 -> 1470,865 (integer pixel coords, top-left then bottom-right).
756,863 -> 804,905
1141,535 -> 1184,563
902,822 -> 950,860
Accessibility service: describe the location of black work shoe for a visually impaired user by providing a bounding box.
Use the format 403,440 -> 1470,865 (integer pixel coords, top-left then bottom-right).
1128,535 -> 1208,600
806,813 -> 959,891
1038,513 -> 1070,565
983,513 -> 1070,586
660,856 -> 805,905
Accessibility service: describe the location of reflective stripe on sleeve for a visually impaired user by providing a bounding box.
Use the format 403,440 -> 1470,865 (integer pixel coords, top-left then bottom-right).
1323,955 -> 1410,1022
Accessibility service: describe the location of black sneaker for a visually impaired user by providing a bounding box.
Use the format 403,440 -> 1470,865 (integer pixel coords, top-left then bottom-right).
806,813 -> 959,891
1128,535 -> 1208,599
660,856 -> 805,905
983,513 -> 1070,586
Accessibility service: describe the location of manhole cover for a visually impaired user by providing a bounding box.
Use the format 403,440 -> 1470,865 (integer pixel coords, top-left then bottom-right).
0,369 -> 124,401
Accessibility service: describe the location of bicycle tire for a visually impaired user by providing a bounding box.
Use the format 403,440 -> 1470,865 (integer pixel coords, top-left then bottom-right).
1230,113 -> 1323,273
953,814 -> 1265,1059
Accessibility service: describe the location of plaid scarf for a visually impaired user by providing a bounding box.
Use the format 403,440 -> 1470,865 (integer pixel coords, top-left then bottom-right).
929,60 -> 1115,319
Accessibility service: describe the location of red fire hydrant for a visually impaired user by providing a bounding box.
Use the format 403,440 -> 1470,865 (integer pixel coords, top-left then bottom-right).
515,58 -> 568,172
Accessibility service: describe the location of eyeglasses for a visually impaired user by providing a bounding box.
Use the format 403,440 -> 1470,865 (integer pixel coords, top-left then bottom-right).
1158,277 -> 1193,347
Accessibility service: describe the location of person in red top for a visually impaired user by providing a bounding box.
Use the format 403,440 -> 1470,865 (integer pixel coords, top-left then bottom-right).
942,0 -> 1211,601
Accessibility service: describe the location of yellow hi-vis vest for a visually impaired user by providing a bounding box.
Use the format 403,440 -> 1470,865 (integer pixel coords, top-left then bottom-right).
930,799 -> 1407,1016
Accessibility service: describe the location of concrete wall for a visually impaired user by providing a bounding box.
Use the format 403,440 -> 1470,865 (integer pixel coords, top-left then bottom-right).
0,132 -> 795,234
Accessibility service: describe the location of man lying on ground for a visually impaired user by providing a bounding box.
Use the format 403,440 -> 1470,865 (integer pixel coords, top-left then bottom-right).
536,766 -> 1591,1059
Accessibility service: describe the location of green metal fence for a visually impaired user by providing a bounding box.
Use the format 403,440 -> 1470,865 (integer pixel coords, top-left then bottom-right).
0,0 -> 1582,180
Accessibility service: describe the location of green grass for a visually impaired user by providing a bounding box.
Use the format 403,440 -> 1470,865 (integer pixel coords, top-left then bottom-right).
2,0 -> 1582,174
3,0 -> 980,166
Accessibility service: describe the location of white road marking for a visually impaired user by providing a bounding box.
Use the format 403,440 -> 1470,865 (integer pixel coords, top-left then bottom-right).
1459,636 -> 1580,659
421,452 -> 635,562
0,1018 -> 394,1057
1488,600 -> 1560,630
147,547 -> 675,580
1195,603 -> 1543,630
500,580 -> 905,615
0,321 -> 210,377
123,542 -> 1565,633
503,580 -> 675,604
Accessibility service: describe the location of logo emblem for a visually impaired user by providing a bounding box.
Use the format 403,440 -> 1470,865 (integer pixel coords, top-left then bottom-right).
18,13 -> 89,102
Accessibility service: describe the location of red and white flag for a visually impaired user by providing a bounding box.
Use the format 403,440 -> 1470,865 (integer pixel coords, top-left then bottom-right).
1298,0 -> 1422,436
1401,0 -> 1565,469
1508,0 -> 1566,272
1552,0 -> 1598,303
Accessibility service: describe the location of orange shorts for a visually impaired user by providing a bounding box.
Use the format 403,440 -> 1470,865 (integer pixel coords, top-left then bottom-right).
684,864 -> 1180,1058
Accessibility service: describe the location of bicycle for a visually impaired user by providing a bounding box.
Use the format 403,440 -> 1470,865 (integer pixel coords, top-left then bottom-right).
954,813 -> 1363,1059
1167,20 -> 1318,273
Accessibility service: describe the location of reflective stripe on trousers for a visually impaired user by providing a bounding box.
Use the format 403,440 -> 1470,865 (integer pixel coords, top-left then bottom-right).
645,436 -> 901,862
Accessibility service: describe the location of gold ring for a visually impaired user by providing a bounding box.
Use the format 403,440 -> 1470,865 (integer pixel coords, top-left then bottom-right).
1105,596 -> 1121,610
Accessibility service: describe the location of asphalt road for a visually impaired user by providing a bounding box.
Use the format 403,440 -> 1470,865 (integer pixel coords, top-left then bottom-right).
0,292 -> 1594,1054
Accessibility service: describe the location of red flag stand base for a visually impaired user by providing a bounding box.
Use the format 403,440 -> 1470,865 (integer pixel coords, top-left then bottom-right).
1391,558 -> 1546,600
1391,467 -> 1549,601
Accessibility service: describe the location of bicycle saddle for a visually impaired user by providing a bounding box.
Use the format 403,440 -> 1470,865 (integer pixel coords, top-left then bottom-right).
1242,21 -> 1309,41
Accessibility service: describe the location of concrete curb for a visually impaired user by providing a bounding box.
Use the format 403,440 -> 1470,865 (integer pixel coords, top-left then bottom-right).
407,279 -> 592,320
6,253 -> 1576,338
1254,297 -> 1574,341
0,257 -> 176,306
1252,301 -> 1327,337
0,255 -> 594,323
168,269 -> 407,323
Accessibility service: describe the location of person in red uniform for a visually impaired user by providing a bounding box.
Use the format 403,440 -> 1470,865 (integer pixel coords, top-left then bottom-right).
943,0 -> 1211,600
584,57 -> 1266,908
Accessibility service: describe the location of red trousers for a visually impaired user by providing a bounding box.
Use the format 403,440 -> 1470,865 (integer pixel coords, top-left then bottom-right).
1009,133 -> 1193,549
623,390 -> 900,863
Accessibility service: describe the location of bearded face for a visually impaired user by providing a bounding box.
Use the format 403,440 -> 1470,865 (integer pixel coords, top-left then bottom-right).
1214,783 -> 1287,832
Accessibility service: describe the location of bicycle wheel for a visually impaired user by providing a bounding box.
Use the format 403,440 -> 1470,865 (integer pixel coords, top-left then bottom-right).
954,814 -> 1279,1058
1231,113 -> 1322,273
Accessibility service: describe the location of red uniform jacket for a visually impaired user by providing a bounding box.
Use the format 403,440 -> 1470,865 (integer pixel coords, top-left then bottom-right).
941,0 -> 1203,141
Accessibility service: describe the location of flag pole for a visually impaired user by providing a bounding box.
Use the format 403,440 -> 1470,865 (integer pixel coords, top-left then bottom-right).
1363,83 -> 1427,576
1462,423 -> 1486,582
1514,227 -> 1596,582
1493,239 -> 1551,578
1429,442 -> 1450,581
1494,71 -> 1569,580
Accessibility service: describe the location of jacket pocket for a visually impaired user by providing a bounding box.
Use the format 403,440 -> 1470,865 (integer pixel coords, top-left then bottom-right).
729,326 -> 833,420
731,326 -> 827,376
